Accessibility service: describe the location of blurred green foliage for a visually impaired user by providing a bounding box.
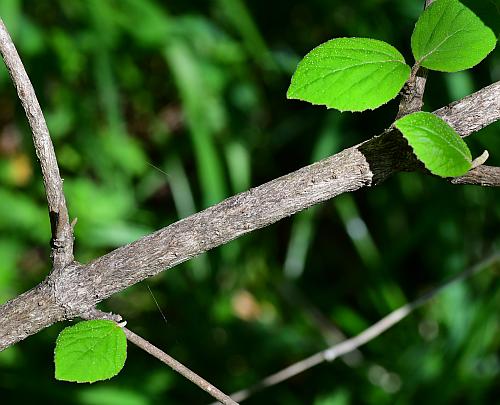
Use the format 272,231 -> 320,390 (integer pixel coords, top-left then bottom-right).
0,0 -> 499,404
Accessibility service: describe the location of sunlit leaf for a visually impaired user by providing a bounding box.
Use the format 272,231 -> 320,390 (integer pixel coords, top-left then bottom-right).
287,37 -> 410,112
411,0 -> 496,72
395,112 -> 472,177
55,320 -> 127,383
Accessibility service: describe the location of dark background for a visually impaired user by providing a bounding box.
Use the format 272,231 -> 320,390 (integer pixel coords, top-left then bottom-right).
0,0 -> 499,404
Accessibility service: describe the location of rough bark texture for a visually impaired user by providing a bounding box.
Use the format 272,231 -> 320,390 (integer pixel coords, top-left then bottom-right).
451,165 -> 500,187
0,283 -> 66,349
0,3 -> 499,352
435,81 -> 500,138
52,144 -> 376,312
0,79 -> 499,350
396,65 -> 428,119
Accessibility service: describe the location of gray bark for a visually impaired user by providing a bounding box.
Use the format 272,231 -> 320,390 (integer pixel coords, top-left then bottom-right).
1,80 -> 499,351
0,19 -> 73,269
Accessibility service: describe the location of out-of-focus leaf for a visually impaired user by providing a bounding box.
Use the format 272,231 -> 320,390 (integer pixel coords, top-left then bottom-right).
165,42 -> 227,206
331,306 -> 369,336
78,387 -> 149,405
46,106 -> 75,139
86,222 -> 152,248
50,29 -> 85,80
216,0 -> 276,69
65,179 -> 136,223
0,239 -> 23,302
101,131 -> 148,176
117,0 -> 171,46
224,141 -> 251,193
0,0 -> 21,39
0,189 -> 50,242
314,389 -> 350,405
65,179 -> 140,247
445,71 -> 474,101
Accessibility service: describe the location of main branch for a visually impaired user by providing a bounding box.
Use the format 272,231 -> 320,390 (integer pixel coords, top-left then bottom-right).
0,80 -> 499,351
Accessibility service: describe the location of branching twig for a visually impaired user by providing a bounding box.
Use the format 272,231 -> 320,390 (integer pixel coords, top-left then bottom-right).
223,253 -> 499,403
0,18 -> 73,269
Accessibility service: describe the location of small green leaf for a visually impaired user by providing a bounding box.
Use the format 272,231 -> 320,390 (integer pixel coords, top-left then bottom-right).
395,112 -> 472,177
411,0 -> 496,72
287,37 -> 410,112
55,320 -> 127,383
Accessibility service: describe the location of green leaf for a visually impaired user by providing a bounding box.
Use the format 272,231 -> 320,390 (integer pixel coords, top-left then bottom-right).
55,320 -> 127,383
411,0 -> 496,72
394,112 -> 472,177
287,37 -> 410,112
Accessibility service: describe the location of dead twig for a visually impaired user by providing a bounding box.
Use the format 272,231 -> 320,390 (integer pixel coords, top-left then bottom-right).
223,253 -> 499,403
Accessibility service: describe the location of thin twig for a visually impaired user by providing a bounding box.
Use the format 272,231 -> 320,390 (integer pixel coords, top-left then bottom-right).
223,253 -> 499,403
0,18 -> 73,268
124,327 -> 238,405
83,309 -> 237,405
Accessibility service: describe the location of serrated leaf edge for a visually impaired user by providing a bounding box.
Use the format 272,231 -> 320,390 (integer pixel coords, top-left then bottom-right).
55,320 -> 127,383
395,114 -> 472,177
413,0 -> 497,72
401,123 -> 471,163
287,37 -> 410,112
